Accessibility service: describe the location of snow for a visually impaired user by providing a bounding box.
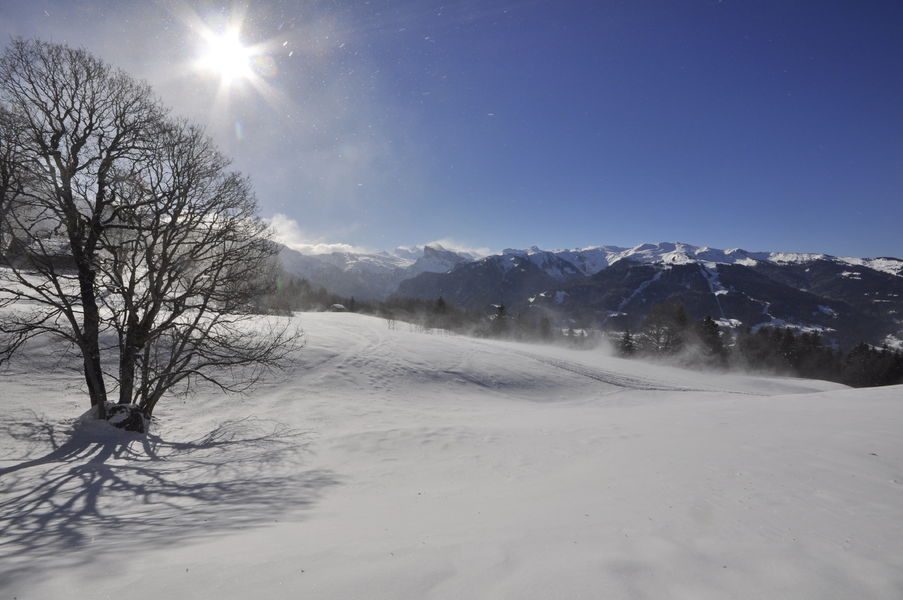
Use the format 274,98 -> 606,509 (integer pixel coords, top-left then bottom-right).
497,247 -> 580,279
817,305 -> 838,318
555,246 -> 620,275
278,243 -> 482,300
489,244 -> 903,282
407,245 -> 470,275
280,242 -> 900,300
714,317 -> 743,328
733,256 -> 760,266
768,252 -> 829,264
328,250 -> 415,272
2,312 -> 902,599
771,321 -> 836,334
699,262 -> 727,318
743,293 -> 838,334
839,256 -> 903,277
463,243 -> 903,285
392,245 -> 427,262
491,242 -> 903,281
282,244 -> 476,279
593,242 -> 770,270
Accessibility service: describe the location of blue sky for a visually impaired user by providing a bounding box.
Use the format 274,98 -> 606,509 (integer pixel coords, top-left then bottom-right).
1,1 -> 901,257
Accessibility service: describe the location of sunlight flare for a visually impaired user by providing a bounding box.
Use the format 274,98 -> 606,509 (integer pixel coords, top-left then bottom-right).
176,7 -> 290,118
196,28 -> 254,84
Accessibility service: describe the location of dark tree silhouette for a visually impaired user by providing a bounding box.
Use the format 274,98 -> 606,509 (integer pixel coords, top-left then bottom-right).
0,105 -> 26,255
539,316 -> 552,341
698,316 -> 725,363
491,303 -> 508,336
640,302 -> 690,354
618,329 -> 636,356
0,39 -> 298,427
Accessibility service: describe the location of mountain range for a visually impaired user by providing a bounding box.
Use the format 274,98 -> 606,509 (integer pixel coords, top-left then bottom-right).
279,242 -> 903,349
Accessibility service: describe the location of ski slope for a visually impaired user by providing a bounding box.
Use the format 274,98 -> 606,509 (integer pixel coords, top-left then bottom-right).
1,312 -> 902,599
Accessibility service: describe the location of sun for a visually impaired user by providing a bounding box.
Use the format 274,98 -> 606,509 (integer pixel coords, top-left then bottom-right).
197,28 -> 254,84
179,9 -> 286,114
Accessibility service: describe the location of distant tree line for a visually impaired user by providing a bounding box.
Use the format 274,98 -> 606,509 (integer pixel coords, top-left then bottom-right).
254,274 -> 356,314
256,276 -> 903,389
616,301 -> 903,388
256,273 -> 605,343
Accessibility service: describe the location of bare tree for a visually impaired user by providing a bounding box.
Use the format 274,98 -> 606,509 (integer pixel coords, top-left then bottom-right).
639,302 -> 690,354
97,121 -> 296,418
0,105 -> 26,254
0,39 -> 298,429
0,39 -> 159,417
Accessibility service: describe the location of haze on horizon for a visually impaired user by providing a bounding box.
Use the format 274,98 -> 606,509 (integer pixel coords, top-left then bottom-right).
2,0 -> 900,258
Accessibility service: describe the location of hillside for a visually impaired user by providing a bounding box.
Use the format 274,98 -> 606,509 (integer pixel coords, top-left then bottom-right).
2,313 -> 902,599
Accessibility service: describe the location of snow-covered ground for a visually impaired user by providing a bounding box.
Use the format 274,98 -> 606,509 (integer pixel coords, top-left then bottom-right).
2,313 -> 902,599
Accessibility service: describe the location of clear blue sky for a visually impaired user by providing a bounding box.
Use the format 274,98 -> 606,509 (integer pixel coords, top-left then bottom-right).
2,1 -> 901,257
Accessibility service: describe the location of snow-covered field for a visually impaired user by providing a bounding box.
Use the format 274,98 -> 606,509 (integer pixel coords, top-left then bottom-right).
2,312 -> 902,599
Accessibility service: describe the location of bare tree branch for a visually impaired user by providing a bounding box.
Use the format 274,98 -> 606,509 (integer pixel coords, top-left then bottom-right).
0,39 -> 300,428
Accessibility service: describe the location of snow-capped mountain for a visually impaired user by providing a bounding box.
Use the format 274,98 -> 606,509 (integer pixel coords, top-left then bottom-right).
277,243 -> 477,300
279,240 -> 902,348
398,242 -> 902,348
408,245 -> 476,276
496,247 -> 585,280
486,242 -> 903,277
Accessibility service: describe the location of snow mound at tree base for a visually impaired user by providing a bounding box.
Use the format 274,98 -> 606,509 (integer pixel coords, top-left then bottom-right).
76,403 -> 148,436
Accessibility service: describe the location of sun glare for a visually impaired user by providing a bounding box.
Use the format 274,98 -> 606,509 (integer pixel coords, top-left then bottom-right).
197,28 -> 253,84
180,9 -> 286,113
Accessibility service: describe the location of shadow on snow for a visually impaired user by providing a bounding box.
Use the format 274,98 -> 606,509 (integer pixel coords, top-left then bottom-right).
0,412 -> 338,586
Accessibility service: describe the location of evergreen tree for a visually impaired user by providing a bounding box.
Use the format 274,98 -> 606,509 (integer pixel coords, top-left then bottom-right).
618,330 -> 636,356
539,316 -> 552,341
698,316 -> 725,362
491,304 -> 508,337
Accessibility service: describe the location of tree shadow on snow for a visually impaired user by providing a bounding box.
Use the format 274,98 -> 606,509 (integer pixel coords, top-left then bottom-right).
0,412 -> 338,586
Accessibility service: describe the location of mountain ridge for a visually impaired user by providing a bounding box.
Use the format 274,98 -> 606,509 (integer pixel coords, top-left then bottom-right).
278,241 -> 903,348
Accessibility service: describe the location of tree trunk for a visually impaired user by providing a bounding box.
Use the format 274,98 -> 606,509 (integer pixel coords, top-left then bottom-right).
78,265 -> 107,418
118,332 -> 138,405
